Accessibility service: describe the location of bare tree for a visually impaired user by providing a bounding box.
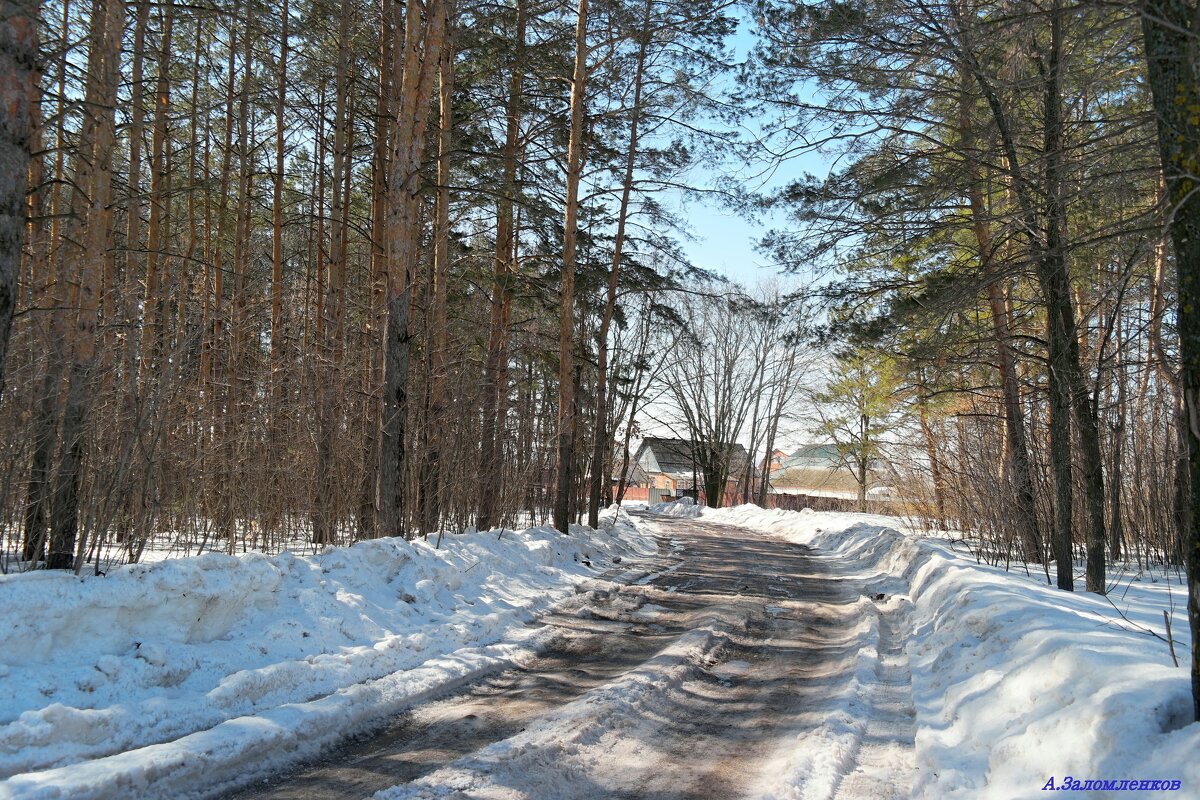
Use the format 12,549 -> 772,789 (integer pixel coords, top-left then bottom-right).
657,290 -> 764,508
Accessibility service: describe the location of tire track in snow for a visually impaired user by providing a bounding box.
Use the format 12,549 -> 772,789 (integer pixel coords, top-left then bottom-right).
232,515 -> 918,800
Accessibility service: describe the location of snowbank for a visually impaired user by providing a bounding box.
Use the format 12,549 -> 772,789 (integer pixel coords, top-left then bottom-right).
0,509 -> 655,799
671,502 -> 1200,799
647,496 -> 702,518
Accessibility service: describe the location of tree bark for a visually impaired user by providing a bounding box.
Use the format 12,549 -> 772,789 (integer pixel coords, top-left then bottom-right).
478,0 -> 525,531
141,0 -> 173,388
953,0 -> 1105,589
48,0 -> 125,570
587,0 -> 650,528
0,0 -> 38,394
421,0 -> 455,536
1141,0 -> 1200,722
957,57 -> 1043,560
554,0 -> 587,533
378,0 -> 445,539
360,0 -> 395,537
314,0 -> 353,545
270,0 -> 289,385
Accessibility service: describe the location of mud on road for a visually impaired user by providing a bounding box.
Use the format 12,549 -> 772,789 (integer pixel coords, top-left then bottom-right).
229,514 -> 914,800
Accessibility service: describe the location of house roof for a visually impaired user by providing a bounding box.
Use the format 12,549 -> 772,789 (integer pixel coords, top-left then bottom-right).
771,466 -> 861,492
786,443 -> 842,466
634,437 -> 748,476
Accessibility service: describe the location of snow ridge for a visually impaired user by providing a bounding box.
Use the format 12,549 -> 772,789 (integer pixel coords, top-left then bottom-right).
687,503 -> 1200,800
0,509 -> 654,800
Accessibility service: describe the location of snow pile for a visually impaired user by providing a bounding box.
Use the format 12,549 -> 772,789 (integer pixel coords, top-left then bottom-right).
0,509 -> 654,800
646,496 -> 702,517
687,503 -> 1199,799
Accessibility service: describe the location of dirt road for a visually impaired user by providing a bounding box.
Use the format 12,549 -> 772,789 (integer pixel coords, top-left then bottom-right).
229,514 -> 915,800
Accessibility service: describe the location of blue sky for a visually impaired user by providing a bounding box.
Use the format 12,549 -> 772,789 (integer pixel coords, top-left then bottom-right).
662,16 -> 834,290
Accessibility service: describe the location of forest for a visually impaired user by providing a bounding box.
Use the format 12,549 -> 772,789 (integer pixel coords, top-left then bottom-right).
0,0 -> 1198,717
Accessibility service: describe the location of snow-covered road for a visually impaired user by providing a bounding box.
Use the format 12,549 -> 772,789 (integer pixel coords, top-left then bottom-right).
234,514 -> 916,800
9,504 -> 1193,799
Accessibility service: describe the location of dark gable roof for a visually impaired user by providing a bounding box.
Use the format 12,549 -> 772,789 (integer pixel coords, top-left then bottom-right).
638,437 -> 748,474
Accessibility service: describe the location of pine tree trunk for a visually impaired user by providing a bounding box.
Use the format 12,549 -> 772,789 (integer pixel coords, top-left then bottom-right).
587,0 -> 649,529
958,61 -> 1042,560
378,0 -> 445,539
270,0 -> 288,385
478,0 -> 524,531
1040,0 -> 1106,592
23,0 -> 69,564
554,0 -> 587,534
1141,0 -> 1200,723
141,0 -> 173,389
224,0 -> 255,553
359,0 -> 395,537
421,2 -> 455,536
314,0 -> 353,546
48,0 -> 125,570
126,0 -> 149,381
0,0 -> 37,394
957,0 -> 1093,589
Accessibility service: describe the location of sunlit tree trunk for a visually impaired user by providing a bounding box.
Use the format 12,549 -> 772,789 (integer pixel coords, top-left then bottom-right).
48,0 -> 126,570
378,0 -> 445,539
588,0 -> 650,528
421,1 -> 455,536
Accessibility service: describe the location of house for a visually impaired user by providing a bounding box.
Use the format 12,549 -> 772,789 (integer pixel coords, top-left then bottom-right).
760,448 -> 788,474
767,444 -> 885,500
621,437 -> 749,502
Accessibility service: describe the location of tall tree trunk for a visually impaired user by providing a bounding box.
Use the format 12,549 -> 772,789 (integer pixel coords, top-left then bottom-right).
0,0 -> 38,393
378,0 -> 445,539
126,0 -> 149,381
954,0 -> 1099,588
1036,6 -> 1077,591
554,0 -> 587,534
478,0 -> 525,531
360,0 -> 395,537
587,0 -> 650,528
421,1 -> 455,535
958,60 -> 1042,560
141,0 -> 173,388
1141,0 -> 1200,722
23,0 -> 69,564
48,0 -> 126,570
314,0 -> 353,545
224,0 -> 255,553
270,0 -> 289,385
1040,0 -> 1106,592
